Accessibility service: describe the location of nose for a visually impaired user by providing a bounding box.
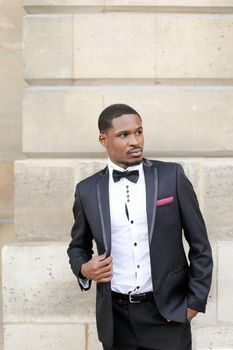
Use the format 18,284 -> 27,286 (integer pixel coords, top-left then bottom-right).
128,133 -> 140,146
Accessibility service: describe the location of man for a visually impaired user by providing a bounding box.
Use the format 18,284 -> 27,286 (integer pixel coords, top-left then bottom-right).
67,104 -> 213,350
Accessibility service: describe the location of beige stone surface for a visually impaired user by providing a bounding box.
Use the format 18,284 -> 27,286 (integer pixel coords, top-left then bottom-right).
0,162 -> 14,218
14,159 -> 78,238
73,13 -> 156,79
0,0 -> 25,160
2,242 -> 95,323
23,87 -> 103,154
14,158 -> 202,237
194,240 -> 217,328
156,15 -> 233,79
195,326 -> 233,349
23,86 -> 233,155
24,15 -> 73,80
0,224 -> 14,350
24,13 -> 233,80
23,0 -> 104,5
14,159 -> 106,237
3,324 -> 85,350
22,0 -> 233,8
105,0 -> 233,6
202,159 -> 233,240
87,323 -> 103,350
218,241 -> 233,322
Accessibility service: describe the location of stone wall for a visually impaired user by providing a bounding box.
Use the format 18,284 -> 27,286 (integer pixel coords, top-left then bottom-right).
0,1 -> 25,350
2,1 -> 233,349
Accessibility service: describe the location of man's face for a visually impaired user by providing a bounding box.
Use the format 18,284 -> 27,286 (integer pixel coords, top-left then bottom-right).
99,114 -> 144,169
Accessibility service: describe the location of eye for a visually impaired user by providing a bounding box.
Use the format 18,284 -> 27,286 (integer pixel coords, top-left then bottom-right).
136,130 -> 143,135
119,133 -> 127,138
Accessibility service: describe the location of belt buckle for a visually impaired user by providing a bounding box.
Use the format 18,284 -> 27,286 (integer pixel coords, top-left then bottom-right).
129,293 -> 140,303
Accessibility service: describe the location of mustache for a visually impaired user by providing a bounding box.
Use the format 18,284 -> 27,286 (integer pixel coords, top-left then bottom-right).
127,147 -> 143,155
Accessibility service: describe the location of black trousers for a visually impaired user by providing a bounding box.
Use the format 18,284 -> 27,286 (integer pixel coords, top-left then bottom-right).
103,297 -> 191,350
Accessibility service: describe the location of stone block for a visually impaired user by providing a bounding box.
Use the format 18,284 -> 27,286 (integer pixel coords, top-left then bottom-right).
24,13 -> 233,80
24,15 -> 73,80
14,158 -> 203,237
195,326 -> 233,349
23,86 -> 233,156
156,14 -> 233,79
104,0 -> 233,7
23,0 -> 104,6
0,162 -> 14,218
88,323 -> 103,350
22,0 -> 233,9
0,52 -> 25,160
202,159 -> 233,240
14,159 -> 78,238
23,87 -> 104,154
2,242 -> 95,323
14,160 -> 76,238
73,13 -> 156,79
14,159 -> 107,237
193,241 -> 217,328
3,324 -> 85,350
218,241 -> 233,322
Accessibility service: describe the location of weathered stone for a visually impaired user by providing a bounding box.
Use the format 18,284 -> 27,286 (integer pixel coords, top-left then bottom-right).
202,159 -> 233,240
73,14 -> 156,79
14,159 -> 76,238
23,87 -> 103,154
24,14 -> 233,80
2,242 -> 95,323
0,162 -> 14,218
14,159 -> 108,237
218,241 -> 233,322
193,241 -> 217,328
195,326 -> 233,349
88,323 -> 103,350
3,324 -> 85,350
23,0 -> 104,5
23,87 -> 233,155
14,158 -> 203,237
22,0 -> 233,9
156,15 -> 233,79
24,15 -> 73,80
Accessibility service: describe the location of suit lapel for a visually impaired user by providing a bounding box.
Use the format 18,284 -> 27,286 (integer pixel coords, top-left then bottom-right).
143,159 -> 158,243
96,167 -> 111,254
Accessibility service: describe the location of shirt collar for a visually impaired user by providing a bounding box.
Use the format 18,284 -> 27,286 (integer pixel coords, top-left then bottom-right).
108,158 -> 143,177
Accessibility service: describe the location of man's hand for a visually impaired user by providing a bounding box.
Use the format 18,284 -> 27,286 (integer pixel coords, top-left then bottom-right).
187,308 -> 198,322
80,253 -> 113,283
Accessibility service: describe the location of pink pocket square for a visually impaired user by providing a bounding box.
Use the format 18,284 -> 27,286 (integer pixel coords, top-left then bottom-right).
156,196 -> 174,207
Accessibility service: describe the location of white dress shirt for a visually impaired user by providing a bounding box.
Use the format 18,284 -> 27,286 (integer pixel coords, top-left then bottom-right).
108,159 -> 153,294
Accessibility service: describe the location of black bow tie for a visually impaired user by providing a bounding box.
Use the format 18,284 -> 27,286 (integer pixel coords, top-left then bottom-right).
112,169 -> 139,183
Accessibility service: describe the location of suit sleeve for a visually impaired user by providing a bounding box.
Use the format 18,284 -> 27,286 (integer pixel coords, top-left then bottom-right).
67,184 -> 93,291
176,164 -> 213,312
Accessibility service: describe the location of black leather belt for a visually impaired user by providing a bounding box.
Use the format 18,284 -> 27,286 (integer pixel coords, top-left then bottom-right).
112,291 -> 154,303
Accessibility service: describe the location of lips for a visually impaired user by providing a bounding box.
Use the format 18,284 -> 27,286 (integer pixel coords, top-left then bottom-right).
127,147 -> 143,155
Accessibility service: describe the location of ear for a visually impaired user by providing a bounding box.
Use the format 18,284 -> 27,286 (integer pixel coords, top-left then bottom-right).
99,133 -> 107,148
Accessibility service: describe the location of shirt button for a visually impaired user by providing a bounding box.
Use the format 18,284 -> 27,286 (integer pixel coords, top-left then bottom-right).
134,242 -> 137,246
137,265 -> 140,269
131,220 -> 134,224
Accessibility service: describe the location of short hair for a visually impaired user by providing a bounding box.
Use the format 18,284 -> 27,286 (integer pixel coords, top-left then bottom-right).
98,103 -> 141,133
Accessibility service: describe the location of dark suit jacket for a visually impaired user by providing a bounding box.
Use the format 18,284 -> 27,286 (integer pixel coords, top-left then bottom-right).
67,159 -> 213,348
